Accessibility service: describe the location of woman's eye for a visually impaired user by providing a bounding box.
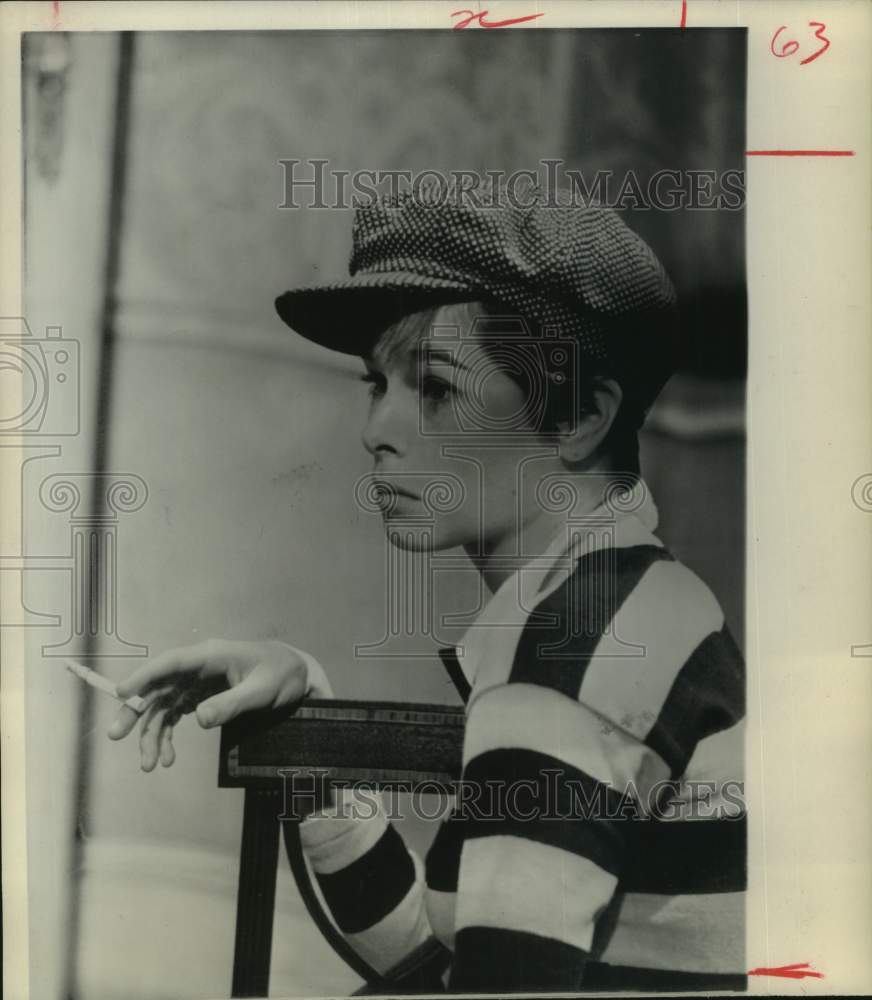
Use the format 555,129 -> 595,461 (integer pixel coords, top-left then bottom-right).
420,375 -> 454,403
359,372 -> 386,398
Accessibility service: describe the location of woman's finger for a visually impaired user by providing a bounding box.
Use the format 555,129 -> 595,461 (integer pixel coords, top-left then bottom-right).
177,676 -> 229,715
116,639 -> 231,699
158,699 -> 187,768
107,688 -> 167,741
158,720 -> 176,768
195,669 -> 278,729
108,704 -> 143,741
139,698 -> 173,772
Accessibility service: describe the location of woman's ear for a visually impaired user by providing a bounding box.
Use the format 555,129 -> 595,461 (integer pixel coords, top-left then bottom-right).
555,378 -> 623,465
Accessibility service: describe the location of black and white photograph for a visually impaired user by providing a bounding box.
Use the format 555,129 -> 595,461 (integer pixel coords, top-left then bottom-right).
3,3 -> 870,999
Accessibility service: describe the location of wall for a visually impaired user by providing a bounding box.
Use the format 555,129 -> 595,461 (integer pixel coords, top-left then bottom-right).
21,32 -> 121,1000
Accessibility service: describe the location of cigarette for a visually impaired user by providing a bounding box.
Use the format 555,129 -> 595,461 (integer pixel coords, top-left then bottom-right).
63,659 -> 149,714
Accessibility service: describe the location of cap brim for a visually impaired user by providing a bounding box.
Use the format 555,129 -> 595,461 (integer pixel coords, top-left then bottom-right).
275,272 -> 475,356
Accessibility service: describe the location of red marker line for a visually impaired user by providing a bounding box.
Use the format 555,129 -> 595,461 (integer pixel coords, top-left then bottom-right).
450,9 -> 544,29
478,12 -> 544,28
680,1 -> 687,29
748,962 -> 824,980
746,149 -> 854,157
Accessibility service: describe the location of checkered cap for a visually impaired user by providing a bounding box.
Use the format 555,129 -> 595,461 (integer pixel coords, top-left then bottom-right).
275,178 -> 678,410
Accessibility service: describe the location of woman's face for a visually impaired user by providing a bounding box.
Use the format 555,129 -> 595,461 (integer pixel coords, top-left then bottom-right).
359,304 -> 553,554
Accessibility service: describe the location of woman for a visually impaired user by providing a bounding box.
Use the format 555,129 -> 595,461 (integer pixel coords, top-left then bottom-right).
109,181 -> 745,992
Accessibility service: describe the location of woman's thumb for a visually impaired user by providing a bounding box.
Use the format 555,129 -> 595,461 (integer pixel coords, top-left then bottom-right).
195,679 -> 265,729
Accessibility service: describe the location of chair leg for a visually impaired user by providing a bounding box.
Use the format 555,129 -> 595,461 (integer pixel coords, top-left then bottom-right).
231,788 -> 281,997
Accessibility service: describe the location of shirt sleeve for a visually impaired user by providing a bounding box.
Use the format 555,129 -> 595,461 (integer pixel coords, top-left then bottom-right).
448,551 -> 744,992
448,680 -> 665,993
298,787 -> 436,976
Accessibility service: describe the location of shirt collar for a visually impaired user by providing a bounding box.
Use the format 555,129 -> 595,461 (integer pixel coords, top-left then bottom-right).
437,479 -> 661,696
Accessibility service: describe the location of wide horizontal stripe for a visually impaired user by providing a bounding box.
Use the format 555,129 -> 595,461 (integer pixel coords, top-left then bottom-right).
423,887 -> 456,950
665,721 -> 746,822
645,625 -> 745,776
599,890 -> 745,974
316,823 -> 416,933
455,834 -> 618,952
425,810 -> 464,892
684,718 -> 745,786
583,961 -> 747,992
580,559 -> 725,742
589,884 -> 626,958
457,536 -> 591,698
345,852 -> 433,976
299,788 -> 387,874
460,748 -> 628,876
620,816 -> 747,894
509,545 -> 674,699
463,681 -> 669,800
450,926 -> 589,992
437,646 -> 471,703
378,936 -> 452,993
533,513 -> 665,598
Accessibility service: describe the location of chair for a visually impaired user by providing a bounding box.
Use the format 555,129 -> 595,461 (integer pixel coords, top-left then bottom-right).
218,699 -> 465,997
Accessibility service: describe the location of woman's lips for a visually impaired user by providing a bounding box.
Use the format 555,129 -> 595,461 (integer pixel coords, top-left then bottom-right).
370,479 -> 420,501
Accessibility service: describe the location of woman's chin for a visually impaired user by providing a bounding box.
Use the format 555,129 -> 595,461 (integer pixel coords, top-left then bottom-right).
382,522 -> 460,553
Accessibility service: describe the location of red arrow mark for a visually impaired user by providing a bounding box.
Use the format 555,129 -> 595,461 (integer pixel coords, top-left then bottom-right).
748,962 -> 824,979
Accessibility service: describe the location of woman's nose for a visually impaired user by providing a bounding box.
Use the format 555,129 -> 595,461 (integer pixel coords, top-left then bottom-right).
361,392 -> 409,457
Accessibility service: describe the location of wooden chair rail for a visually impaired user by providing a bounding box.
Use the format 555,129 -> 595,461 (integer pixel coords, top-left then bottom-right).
218,700 -> 465,997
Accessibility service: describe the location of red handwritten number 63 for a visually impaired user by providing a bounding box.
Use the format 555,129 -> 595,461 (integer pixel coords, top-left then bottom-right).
771,22 -> 830,65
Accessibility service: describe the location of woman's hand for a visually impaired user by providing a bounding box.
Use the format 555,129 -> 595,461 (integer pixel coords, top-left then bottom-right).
107,638 -> 333,771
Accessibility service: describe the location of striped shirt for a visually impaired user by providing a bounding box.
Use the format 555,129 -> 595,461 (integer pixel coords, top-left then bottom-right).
299,485 -> 745,992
